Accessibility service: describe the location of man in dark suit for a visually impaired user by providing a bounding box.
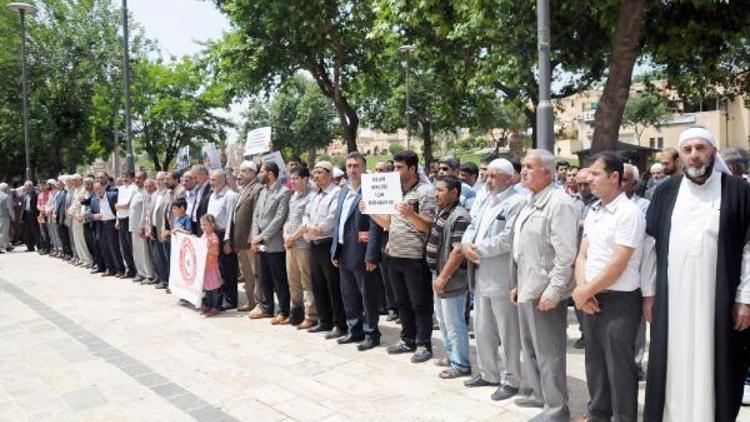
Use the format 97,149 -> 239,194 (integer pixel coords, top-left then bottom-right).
91,182 -> 124,277
190,165 -> 212,236
20,181 -> 40,252
331,152 -> 383,351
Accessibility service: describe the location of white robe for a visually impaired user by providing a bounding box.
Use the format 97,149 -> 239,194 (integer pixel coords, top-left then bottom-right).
663,172 -> 721,421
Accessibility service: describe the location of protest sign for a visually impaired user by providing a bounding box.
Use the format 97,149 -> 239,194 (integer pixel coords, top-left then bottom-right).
261,150 -> 288,180
245,126 -> 272,156
361,172 -> 401,215
175,146 -> 190,171
168,232 -> 207,307
201,143 -> 221,170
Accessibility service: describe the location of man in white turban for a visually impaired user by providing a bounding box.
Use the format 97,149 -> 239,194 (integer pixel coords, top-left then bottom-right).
643,127 -> 750,422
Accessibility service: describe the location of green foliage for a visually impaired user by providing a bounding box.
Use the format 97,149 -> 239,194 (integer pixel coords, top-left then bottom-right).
622,91 -> 670,142
388,142 -> 405,155
130,56 -> 231,170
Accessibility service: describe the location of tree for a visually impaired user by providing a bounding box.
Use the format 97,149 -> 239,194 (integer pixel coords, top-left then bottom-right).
470,98 -> 527,154
130,57 -> 230,170
241,75 -> 339,159
208,0 -> 386,152
622,91 -> 669,143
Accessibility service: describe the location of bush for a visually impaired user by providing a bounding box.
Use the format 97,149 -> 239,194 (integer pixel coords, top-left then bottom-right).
389,143 -> 405,155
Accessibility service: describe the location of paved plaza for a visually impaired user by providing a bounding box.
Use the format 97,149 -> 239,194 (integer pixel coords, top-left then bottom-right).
0,251 -> 747,421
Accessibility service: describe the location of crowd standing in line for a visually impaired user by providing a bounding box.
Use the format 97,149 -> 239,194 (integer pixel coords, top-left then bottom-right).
3,126 -> 750,422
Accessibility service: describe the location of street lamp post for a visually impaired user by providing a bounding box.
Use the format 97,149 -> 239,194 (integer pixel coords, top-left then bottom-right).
399,44 -> 416,151
122,0 -> 135,174
7,2 -> 37,181
536,0 -> 554,153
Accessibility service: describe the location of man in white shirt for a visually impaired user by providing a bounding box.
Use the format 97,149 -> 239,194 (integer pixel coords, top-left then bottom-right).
207,170 -> 239,310
573,152 -> 646,422
114,172 -> 137,278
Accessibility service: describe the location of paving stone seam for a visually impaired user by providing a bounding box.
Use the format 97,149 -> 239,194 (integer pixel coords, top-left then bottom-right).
0,278 -> 241,422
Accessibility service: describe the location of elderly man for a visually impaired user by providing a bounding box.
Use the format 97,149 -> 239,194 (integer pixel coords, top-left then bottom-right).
69,175 -> 94,268
207,169 -> 239,309
114,172 -> 137,278
91,182 -> 124,277
250,162 -> 292,322
300,161 -> 344,335
138,178 -> 159,284
35,180 -> 52,254
622,163 -> 650,216
129,171 -> 153,282
231,161 -> 264,313
0,183 -> 14,253
54,177 -> 72,259
282,166 -> 315,326
20,180 -> 39,252
644,127 -> 750,422
574,152 -> 646,422
148,172 -> 171,287
510,149 -> 578,421
462,159 -> 527,400
45,179 -> 63,257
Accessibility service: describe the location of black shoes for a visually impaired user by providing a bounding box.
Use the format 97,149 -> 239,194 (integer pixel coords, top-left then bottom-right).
464,375 -> 499,388
387,341 -> 416,355
337,334 -> 365,344
357,337 -> 380,351
491,385 -> 519,401
573,336 -> 585,350
307,323 -> 332,333
324,326 -> 346,339
410,346 -> 432,363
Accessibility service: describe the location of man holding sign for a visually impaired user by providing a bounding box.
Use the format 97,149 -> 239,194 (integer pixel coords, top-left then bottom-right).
369,150 -> 437,363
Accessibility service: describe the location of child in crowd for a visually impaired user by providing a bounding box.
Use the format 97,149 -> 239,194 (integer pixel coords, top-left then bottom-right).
200,214 -> 223,317
171,198 -> 193,235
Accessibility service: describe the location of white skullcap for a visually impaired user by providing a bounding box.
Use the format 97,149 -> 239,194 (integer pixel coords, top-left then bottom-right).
333,167 -> 345,178
487,158 -> 514,175
46,179 -> 57,185
623,163 -> 639,180
650,163 -> 663,172
678,127 -> 715,148
677,127 -> 731,175
239,160 -> 257,172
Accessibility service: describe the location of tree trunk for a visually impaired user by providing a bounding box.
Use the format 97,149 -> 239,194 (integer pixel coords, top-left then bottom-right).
524,107 -> 538,149
590,0 -> 646,153
421,120 -> 434,169
307,147 -> 317,166
333,96 -> 359,153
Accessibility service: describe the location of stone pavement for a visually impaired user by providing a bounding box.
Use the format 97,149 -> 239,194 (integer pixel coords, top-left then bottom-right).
0,251 -> 747,422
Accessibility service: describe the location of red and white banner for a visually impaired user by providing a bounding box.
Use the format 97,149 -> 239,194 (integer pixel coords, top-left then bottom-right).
168,233 -> 207,306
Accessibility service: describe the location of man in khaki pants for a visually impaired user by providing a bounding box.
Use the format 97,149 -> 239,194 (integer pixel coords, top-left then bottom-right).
231,161 -> 265,313
284,166 -> 316,328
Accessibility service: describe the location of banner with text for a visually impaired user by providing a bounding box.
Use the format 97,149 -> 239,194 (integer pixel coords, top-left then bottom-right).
245,126 -> 272,156
168,233 -> 207,307
361,172 -> 401,215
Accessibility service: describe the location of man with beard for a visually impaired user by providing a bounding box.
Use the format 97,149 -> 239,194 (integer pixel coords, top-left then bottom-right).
129,171 -> 153,282
232,161 -> 265,314
644,127 -> 750,422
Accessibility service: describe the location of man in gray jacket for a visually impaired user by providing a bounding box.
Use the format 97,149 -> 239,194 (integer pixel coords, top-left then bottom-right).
462,158 -> 527,402
510,149 -> 579,422
250,162 -> 292,323
0,183 -> 15,253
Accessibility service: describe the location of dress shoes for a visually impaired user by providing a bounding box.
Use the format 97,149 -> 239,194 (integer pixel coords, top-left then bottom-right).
386,341 -> 416,354
491,385 -> 519,401
297,319 -> 317,330
307,323 -> 332,333
154,284 -> 167,290
463,375 -> 499,388
236,304 -> 253,312
101,272 -> 116,277
337,334 -> 365,344
324,326 -> 346,339
248,309 -> 273,319
270,315 -> 290,325
90,269 -> 104,274
514,396 -> 544,408
357,337 -> 380,351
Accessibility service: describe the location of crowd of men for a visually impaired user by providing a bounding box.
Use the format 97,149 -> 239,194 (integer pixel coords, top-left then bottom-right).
1,126 -> 749,422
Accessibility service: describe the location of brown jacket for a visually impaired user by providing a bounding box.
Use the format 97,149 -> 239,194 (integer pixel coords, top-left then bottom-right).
231,179 -> 262,250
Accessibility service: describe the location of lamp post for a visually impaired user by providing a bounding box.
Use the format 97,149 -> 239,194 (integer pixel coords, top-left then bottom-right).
536,0 -> 554,153
122,0 -> 134,173
399,44 -> 416,151
7,2 -> 37,181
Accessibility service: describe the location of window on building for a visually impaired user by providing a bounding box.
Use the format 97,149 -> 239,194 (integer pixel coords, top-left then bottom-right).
682,96 -> 719,113
649,138 -> 655,149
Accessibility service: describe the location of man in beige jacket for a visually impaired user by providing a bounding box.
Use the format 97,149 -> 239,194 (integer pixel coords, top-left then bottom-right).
510,149 -> 579,422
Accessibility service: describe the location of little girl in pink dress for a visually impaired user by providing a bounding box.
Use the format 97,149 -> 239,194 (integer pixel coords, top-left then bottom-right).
200,214 -> 223,317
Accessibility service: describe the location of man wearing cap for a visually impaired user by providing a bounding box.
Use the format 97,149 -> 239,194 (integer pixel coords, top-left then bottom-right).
302,160 -> 346,337
462,158 -> 527,400
643,127 -> 750,422
231,160 -> 265,314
